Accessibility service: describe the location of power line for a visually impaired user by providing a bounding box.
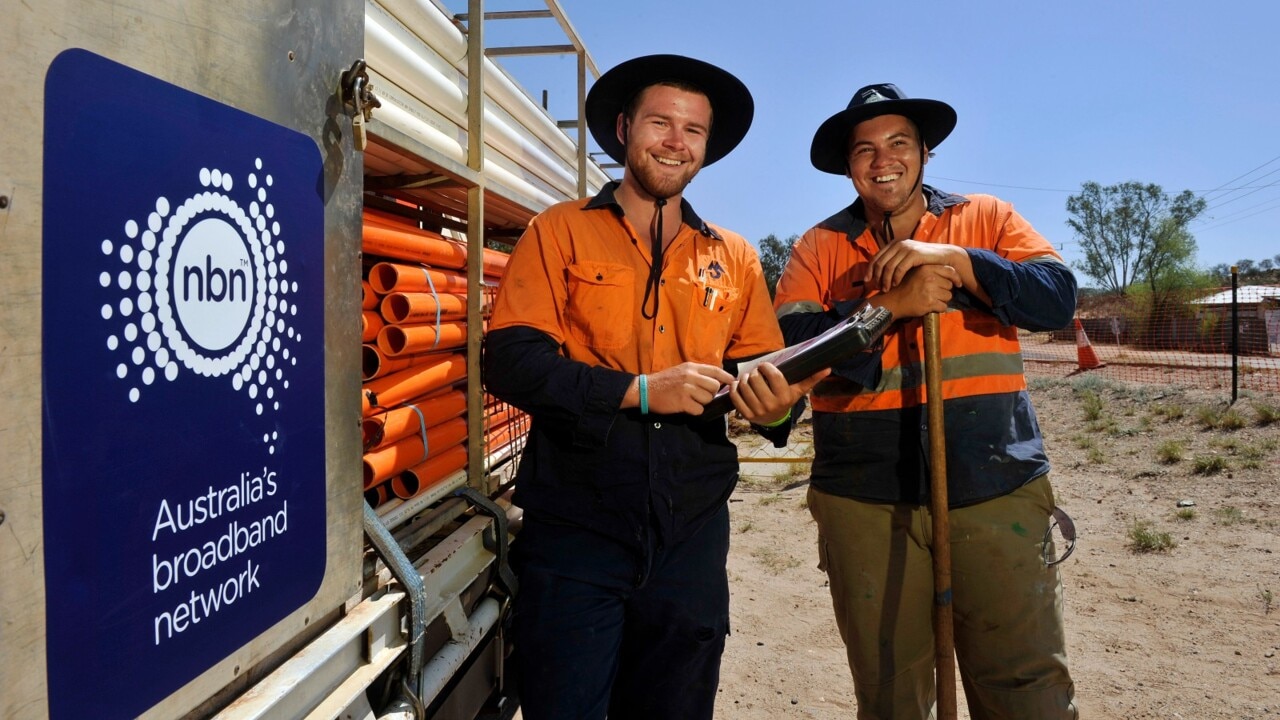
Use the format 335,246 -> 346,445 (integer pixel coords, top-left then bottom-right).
1198,170 -> 1280,214
1195,194 -> 1280,233
929,175 -> 1074,193
1198,152 -> 1280,203
932,174 -> 1280,197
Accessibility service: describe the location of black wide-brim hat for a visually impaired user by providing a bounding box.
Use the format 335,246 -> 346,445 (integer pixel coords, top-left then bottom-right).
810,83 -> 956,175
586,54 -> 754,167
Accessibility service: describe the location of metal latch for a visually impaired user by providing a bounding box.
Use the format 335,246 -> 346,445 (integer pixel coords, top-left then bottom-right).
339,59 -> 381,151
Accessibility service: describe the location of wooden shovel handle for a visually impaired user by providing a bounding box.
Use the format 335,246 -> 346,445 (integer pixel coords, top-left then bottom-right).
923,311 -> 957,720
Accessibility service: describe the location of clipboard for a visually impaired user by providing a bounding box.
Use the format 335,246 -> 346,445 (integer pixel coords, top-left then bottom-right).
703,303 -> 893,417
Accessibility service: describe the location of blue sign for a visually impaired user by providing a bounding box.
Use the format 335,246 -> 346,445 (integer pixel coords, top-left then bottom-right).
42,49 -> 326,720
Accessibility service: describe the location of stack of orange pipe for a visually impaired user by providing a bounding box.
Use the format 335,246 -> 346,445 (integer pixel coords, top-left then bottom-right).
363,390 -> 467,451
362,211 -> 509,277
485,415 -> 530,457
360,209 -> 528,509
363,416 -> 468,489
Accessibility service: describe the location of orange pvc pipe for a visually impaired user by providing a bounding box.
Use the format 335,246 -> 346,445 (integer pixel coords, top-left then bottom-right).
362,279 -> 379,310
362,215 -> 511,277
483,404 -> 523,430
362,353 -> 467,416
362,310 -> 384,343
484,418 -> 529,456
363,223 -> 469,270
392,444 -> 468,500
362,208 -> 421,230
360,211 -> 509,275
363,344 -> 463,381
362,390 -> 468,451
363,344 -> 407,381
362,417 -> 468,489
368,262 -> 469,295
376,321 -> 467,356
380,291 -> 468,324
365,482 -> 390,508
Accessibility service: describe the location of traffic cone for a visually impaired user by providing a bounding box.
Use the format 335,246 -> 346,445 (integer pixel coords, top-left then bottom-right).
1074,318 -> 1105,370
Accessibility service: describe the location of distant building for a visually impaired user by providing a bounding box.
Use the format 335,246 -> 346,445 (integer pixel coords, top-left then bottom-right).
1190,285 -> 1280,354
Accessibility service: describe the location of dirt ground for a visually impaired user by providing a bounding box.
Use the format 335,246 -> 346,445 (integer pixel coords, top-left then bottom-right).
718,364 -> 1280,719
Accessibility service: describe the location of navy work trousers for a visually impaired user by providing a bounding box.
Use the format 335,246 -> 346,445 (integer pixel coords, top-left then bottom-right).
511,504 -> 731,720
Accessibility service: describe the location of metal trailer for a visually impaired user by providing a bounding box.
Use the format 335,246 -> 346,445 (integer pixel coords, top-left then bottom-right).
0,1 -> 607,717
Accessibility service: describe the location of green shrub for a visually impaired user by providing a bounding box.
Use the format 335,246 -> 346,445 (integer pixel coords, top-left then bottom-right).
1192,455 -> 1229,475
1155,440 -> 1185,464
1216,506 -> 1245,526
1218,408 -> 1247,430
1254,402 -> 1280,427
1081,390 -> 1104,422
1128,520 -> 1175,553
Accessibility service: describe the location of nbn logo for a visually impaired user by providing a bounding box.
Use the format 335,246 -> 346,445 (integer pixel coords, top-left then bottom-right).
182,254 -> 249,303
169,213 -> 257,354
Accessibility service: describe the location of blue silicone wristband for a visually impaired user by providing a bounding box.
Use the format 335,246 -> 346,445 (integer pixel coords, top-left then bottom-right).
638,374 -> 649,415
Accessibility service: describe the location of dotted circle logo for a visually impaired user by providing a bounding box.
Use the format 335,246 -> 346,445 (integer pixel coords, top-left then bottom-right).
99,159 -> 301,452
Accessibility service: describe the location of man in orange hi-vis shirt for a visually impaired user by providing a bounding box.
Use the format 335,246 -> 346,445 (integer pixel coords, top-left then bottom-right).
774,84 -> 1080,719
483,55 -> 826,720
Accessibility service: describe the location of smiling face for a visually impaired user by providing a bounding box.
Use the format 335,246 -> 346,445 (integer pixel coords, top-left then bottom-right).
617,83 -> 712,201
845,113 -> 928,220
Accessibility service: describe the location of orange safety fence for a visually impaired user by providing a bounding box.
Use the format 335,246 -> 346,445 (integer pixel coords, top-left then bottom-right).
1019,283 -> 1280,396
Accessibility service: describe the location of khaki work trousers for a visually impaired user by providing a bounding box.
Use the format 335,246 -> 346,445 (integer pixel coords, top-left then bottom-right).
808,475 -> 1078,720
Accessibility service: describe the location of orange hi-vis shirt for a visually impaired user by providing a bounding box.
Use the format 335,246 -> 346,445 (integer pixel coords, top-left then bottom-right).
490,184 -> 783,374
775,191 -> 1065,414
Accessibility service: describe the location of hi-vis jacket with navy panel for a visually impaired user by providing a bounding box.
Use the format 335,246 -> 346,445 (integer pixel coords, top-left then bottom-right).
773,185 -> 1077,506
485,182 -> 786,550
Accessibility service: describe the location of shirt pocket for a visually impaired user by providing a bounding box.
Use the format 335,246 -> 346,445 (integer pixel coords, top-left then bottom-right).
566,262 -> 635,350
684,277 -> 739,363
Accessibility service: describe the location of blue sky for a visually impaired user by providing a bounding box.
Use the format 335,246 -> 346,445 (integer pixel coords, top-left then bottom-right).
452,0 -> 1280,281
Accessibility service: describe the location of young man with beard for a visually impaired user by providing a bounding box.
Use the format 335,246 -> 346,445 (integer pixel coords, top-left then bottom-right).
483,55 -> 825,720
773,84 -> 1080,719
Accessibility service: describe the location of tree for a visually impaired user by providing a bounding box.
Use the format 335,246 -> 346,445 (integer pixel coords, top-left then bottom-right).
757,234 -> 797,299
1065,181 -> 1207,295
1142,218 -> 1202,298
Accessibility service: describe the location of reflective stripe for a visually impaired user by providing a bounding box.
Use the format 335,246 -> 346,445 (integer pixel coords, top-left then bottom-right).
815,370 -> 1028,412
777,299 -> 824,318
871,351 -> 1027,394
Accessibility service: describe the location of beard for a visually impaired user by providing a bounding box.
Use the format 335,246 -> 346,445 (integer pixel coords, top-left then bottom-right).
625,143 -> 701,200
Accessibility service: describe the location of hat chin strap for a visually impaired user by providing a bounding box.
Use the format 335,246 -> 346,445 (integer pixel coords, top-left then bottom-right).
876,144 -> 928,246
641,196 -> 667,320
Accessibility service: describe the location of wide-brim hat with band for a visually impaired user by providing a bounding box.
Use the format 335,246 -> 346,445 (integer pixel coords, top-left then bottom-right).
810,83 -> 957,175
586,54 -> 754,167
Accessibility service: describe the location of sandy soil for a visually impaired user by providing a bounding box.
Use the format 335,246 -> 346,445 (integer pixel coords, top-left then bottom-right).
718,366 -> 1280,719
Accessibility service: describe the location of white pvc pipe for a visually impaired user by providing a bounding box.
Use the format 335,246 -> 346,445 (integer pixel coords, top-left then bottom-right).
368,0 -> 609,197
418,598 -> 502,707
369,74 -> 564,210
366,8 -> 579,199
